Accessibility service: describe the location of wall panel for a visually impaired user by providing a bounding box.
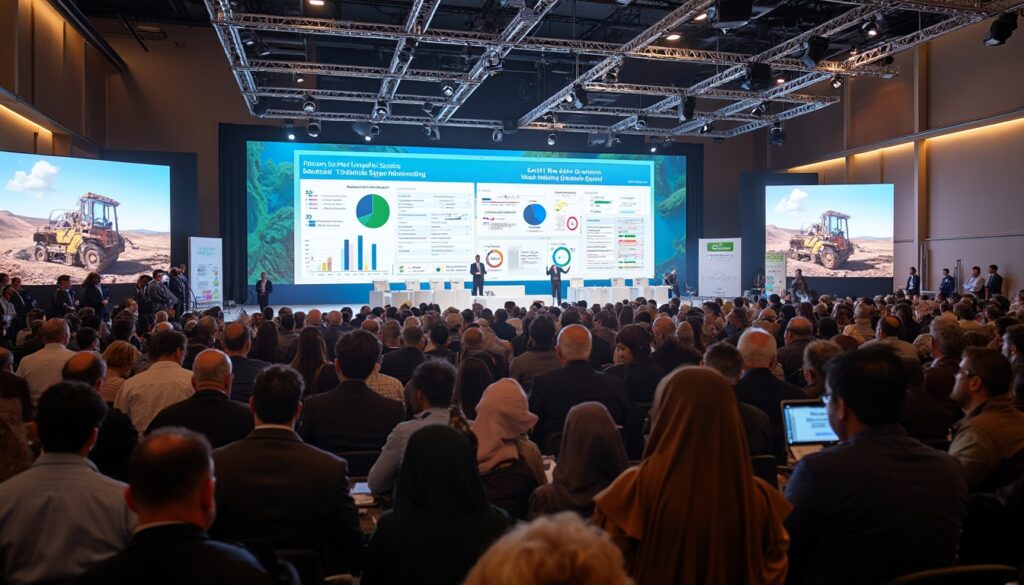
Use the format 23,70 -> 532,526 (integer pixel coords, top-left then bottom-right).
31,1 -> 64,122
850,50 -> 915,147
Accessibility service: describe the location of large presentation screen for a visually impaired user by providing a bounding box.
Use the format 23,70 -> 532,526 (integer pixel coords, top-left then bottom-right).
765,184 -> 894,278
0,150 -> 171,285
246,142 -> 687,286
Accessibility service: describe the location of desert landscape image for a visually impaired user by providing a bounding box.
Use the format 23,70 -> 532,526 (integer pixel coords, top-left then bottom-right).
766,224 -> 894,278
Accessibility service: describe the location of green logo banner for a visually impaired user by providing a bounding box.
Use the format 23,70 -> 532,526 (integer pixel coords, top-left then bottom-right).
707,242 -> 735,252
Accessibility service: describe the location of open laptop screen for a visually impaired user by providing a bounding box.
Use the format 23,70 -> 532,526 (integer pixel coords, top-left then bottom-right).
783,401 -> 839,446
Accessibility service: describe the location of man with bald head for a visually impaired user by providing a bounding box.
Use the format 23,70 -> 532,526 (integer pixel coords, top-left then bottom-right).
16,317 -> 75,404
734,328 -> 806,460
862,315 -> 920,362
777,316 -> 816,386
651,316 -> 700,373
528,324 -> 628,454
148,349 -> 253,447
222,321 -> 269,404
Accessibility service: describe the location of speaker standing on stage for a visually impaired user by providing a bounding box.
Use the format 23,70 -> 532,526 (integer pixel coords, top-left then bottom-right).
790,268 -> 809,299
470,255 -> 486,296
547,264 -> 568,305
904,266 -> 921,298
256,272 -> 273,312
663,268 -> 680,299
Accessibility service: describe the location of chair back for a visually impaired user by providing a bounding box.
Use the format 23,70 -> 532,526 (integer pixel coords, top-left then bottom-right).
750,455 -> 778,489
880,564 -> 1018,585
338,450 -> 381,478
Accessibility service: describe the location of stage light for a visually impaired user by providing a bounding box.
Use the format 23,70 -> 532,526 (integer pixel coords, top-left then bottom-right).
285,122 -> 295,141
776,75 -> 786,84
740,63 -> 771,91
308,0 -> 325,6
694,12 -> 708,21
484,56 -> 504,76
700,121 -> 713,134
634,117 -> 647,131
370,124 -> 380,136
373,101 -> 390,119
665,33 -> 681,41
295,73 -> 305,84
441,84 -> 455,97
769,122 -> 786,146
570,88 -> 587,110
678,96 -> 697,122
878,56 -> 894,65
984,12 -> 1018,46
351,121 -> 375,139
850,45 -> 860,55
831,75 -> 844,89
543,113 -> 557,125
364,135 -> 372,142
302,95 -> 317,114
252,99 -> 269,116
242,32 -> 256,47
650,144 -> 658,153
547,133 -> 557,146
750,101 -> 769,116
423,125 -> 440,141
604,65 -> 620,84
306,120 -> 321,138
492,128 -> 504,142
800,36 -> 829,68
421,101 -> 435,114
862,20 -> 879,37
257,43 -> 272,57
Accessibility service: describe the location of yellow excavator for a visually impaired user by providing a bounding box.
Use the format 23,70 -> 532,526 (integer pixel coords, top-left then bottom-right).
33,193 -> 126,272
788,210 -> 853,270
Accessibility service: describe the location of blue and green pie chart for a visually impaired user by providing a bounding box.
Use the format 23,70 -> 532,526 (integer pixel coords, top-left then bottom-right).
356,194 -> 390,228
523,203 -> 547,226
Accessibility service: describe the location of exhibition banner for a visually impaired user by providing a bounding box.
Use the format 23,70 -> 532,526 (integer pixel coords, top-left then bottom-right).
188,237 -> 223,307
764,252 -> 787,297
698,238 -> 742,297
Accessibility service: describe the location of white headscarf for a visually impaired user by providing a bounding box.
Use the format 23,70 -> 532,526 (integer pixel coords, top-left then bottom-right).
471,378 -> 538,474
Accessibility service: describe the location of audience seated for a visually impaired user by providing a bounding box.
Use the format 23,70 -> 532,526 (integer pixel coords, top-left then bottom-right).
734,328 -> 806,461
784,347 -> 968,584
455,356 -> 494,419
211,365 -> 363,576
380,326 -> 426,385
361,425 -> 511,585
800,339 -> 842,398
368,359 -> 456,494
114,330 -> 194,433
249,321 -> 285,363
147,349 -> 253,447
0,347 -> 31,422
604,324 -> 665,404
528,402 -> 628,519
1003,323 -> 1024,380
99,341 -> 140,405
776,317 -> 815,386
289,327 -> 338,394
650,316 -> 701,373
900,356 -> 955,443
702,342 -> 774,457
949,347 -> 1024,493
863,315 -> 920,362
472,379 -> 545,520
0,397 -> 31,482
222,321 -> 269,404
0,382 -> 135,585
594,367 -> 791,585
464,512 -> 632,585
73,428 -> 283,584
509,315 -> 560,393
15,318 -> 75,404
529,325 -> 628,454
424,324 -> 457,365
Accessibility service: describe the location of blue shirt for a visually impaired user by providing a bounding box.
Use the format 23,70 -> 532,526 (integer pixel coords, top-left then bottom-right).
367,407 -> 450,494
0,453 -> 136,585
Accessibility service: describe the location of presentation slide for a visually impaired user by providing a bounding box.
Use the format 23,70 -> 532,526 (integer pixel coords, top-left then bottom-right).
0,150 -> 171,285
247,142 -> 687,289
765,184 -> 894,278
784,404 -> 839,444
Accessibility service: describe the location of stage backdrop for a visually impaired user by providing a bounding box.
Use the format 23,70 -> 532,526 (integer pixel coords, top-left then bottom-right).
221,124 -> 703,306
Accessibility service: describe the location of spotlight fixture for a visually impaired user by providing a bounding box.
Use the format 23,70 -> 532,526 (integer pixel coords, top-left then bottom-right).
257,42 -> 272,57
831,75 -> 844,89
285,122 -> 296,141
678,96 -> 697,122
351,121 -> 376,140
543,113 -> 557,125
563,92 -> 574,103
800,35 -> 829,68
302,95 -> 317,114
604,65 -> 620,84
694,12 -> 708,21
441,84 -> 455,98
634,117 -> 647,131
547,133 -> 557,147
242,32 -> 256,47
769,122 -> 786,146
750,101 -> 769,116
850,45 -> 860,55
776,75 -> 786,84
364,135 -> 372,142
306,120 -> 321,138
664,33 -> 682,41
308,0 -> 325,6
569,88 -> 587,110
862,20 -> 879,37
699,121 -> 713,134
650,143 -> 658,153
484,56 -> 504,76
984,12 -> 1018,46
373,101 -> 390,119
422,125 -> 440,141
611,136 -> 622,146
295,73 -> 305,84
421,101 -> 435,114
492,128 -> 504,143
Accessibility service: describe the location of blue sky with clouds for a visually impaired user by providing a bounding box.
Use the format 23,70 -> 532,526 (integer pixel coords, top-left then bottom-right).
765,184 -> 894,238
0,151 -> 170,232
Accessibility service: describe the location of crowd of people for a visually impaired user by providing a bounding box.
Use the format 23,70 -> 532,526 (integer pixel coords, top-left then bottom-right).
2,267 -> 1024,585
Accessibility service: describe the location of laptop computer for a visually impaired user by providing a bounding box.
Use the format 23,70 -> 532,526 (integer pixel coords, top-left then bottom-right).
782,399 -> 839,462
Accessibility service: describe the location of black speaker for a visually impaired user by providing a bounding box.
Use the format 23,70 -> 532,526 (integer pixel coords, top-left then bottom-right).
800,36 -> 830,68
679,96 -> 697,122
740,63 -> 771,91
709,0 -> 754,29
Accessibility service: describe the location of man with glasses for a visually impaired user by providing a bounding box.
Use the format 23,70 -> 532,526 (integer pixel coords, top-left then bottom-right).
949,347 -> 1024,493
785,347 -> 967,585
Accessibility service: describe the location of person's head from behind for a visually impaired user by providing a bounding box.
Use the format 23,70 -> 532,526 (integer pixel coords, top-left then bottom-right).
785,317 -> 813,344
102,341 -> 140,378
556,324 -> 592,364
737,328 -> 777,371
1003,324 -> 1024,361
463,512 -> 631,585
149,329 -> 188,364
410,359 -> 456,412
75,327 -> 100,352
41,318 -> 70,346
293,327 -> 328,366
930,319 -> 963,360
529,315 -> 556,348
429,324 -> 449,348
334,330 -> 381,381
952,347 -> 1012,412
803,340 -> 843,387
380,320 -> 401,347
127,428 -> 216,529
702,342 -> 743,383
613,324 -> 652,366
824,347 -> 907,441
401,326 -> 424,350
222,321 -> 251,356
462,326 -> 484,350
62,351 -> 108,391
252,365 -> 304,427
0,347 -> 12,373
876,315 -> 902,339
191,349 -> 233,394
36,381 -> 107,455
455,357 -> 493,419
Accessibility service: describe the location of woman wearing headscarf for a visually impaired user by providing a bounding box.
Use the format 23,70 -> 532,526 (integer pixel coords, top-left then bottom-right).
472,378 -> 545,520
528,402 -> 628,519
361,425 -> 511,585
454,356 -> 493,419
594,366 -> 792,585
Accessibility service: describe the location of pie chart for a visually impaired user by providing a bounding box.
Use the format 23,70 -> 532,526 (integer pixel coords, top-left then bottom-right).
356,194 -> 390,229
523,203 -> 547,226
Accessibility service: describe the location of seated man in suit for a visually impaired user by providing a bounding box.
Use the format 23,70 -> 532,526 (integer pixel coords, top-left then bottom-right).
380,326 -> 426,386
529,324 -> 628,454
702,342 -> 773,457
222,321 -> 270,404
148,349 -> 253,448
299,330 -> 404,455
775,317 -> 815,387
212,365 -> 363,576
74,428 -> 282,584
734,328 -> 807,461
784,347 -> 968,585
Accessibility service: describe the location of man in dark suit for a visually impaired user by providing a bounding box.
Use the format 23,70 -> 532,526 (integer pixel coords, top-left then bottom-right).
222,321 -> 270,404
74,428 -> 283,585
491,309 -> 517,341
784,348 -> 968,585
734,328 -> 808,461
651,317 -> 701,374
529,324 -> 628,454
147,349 -> 253,448
702,342 -> 774,457
470,254 -> 486,296
9,277 -> 35,332
905,266 -> 921,297
299,330 -> 404,454
986,264 -> 1003,299
938,268 -> 956,298
51,274 -> 77,317
776,317 -> 815,387
255,272 -> 273,312
323,311 -> 347,361
212,365 -> 363,575
0,347 -> 31,422
380,326 -> 426,386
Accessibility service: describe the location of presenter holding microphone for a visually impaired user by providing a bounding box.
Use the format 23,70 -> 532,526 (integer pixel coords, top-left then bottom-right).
470,254 -> 486,296
256,271 -> 273,312
547,264 -> 568,305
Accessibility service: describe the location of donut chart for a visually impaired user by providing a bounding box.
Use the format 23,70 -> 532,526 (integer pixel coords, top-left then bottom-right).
552,246 -> 572,267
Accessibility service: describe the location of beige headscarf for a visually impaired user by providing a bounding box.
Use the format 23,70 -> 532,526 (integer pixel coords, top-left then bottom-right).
472,378 -> 538,474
